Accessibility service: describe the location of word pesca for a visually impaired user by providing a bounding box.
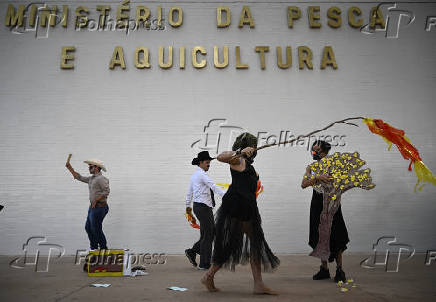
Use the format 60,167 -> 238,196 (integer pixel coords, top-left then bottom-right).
61,45 -> 338,70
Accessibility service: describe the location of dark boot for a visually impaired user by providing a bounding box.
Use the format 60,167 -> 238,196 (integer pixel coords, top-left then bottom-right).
334,266 -> 346,283
313,265 -> 330,280
185,249 -> 197,267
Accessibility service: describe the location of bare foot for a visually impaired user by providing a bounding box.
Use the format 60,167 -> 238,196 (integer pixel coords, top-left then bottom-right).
253,285 -> 278,295
201,274 -> 220,292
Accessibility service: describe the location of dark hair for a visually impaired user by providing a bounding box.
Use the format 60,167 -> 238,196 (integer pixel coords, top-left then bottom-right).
312,140 -> 331,154
232,132 -> 258,151
232,132 -> 258,163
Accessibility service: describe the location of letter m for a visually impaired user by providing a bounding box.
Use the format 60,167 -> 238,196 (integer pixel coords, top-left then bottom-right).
5,4 -> 25,27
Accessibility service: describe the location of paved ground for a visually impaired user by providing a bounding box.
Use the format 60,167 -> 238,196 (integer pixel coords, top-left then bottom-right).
0,254 -> 435,301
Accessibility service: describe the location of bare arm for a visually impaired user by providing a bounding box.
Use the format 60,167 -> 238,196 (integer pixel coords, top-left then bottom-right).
217,147 -> 255,172
65,154 -> 79,179
301,166 -> 316,189
217,151 -> 239,164
65,154 -> 89,183
185,181 -> 193,212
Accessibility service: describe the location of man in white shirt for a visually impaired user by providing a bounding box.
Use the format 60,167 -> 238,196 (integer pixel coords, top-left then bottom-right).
185,151 -> 225,270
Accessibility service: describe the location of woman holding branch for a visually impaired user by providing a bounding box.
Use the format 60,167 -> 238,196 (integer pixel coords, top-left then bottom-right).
201,133 -> 280,295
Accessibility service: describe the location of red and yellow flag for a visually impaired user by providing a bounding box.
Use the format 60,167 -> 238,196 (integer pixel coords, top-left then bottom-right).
363,118 -> 436,191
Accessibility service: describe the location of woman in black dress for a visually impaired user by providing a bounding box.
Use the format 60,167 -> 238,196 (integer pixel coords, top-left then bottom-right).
302,140 -> 349,282
201,133 -> 280,295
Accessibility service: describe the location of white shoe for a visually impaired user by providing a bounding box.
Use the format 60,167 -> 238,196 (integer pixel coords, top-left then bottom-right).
197,266 -> 209,270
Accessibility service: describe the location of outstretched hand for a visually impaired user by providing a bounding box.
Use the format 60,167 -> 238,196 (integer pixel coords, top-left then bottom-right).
65,154 -> 72,168
241,147 -> 255,158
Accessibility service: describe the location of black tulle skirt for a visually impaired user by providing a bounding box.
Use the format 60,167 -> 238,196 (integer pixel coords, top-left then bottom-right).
211,192 -> 280,272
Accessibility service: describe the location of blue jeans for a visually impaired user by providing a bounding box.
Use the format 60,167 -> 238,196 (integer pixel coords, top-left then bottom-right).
85,205 -> 109,250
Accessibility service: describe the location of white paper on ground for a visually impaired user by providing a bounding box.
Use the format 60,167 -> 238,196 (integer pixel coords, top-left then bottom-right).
167,286 -> 188,291
130,270 -> 149,277
90,284 -> 111,288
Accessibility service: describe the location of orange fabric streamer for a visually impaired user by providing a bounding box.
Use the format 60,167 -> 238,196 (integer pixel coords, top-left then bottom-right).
185,213 -> 200,229
256,180 -> 264,198
363,118 -> 436,191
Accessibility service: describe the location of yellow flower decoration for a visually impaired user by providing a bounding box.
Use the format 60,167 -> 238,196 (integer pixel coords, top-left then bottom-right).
308,151 -> 376,206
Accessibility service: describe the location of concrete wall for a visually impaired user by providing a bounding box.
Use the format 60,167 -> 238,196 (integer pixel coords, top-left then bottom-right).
0,0 -> 435,255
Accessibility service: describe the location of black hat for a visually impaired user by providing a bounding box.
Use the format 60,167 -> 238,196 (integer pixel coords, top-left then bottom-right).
192,151 -> 215,165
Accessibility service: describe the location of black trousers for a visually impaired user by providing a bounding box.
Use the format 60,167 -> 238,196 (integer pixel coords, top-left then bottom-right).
191,202 -> 215,268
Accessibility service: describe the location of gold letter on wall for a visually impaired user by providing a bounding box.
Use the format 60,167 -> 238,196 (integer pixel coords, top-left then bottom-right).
61,5 -> 68,27
117,0 -> 130,28
192,46 -> 207,69
135,47 -> 151,69
96,5 -> 111,28
40,5 -> 58,27
327,6 -> 342,28
320,46 -> 338,69
255,46 -> 269,70
369,7 -> 385,30
214,46 -> 229,68
159,46 -> 173,69
277,46 -> 292,69
75,6 -> 89,28
217,6 -> 230,28
5,4 -> 25,27
239,6 -> 255,28
308,6 -> 321,28
180,46 -> 186,69
169,6 -> 183,27
298,46 -> 313,70
287,6 -> 301,28
109,46 -> 126,70
136,6 -> 150,28
348,7 -> 363,28
236,46 -> 249,69
61,46 -> 75,69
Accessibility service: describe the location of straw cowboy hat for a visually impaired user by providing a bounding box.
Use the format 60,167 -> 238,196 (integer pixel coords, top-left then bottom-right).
83,159 -> 107,172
